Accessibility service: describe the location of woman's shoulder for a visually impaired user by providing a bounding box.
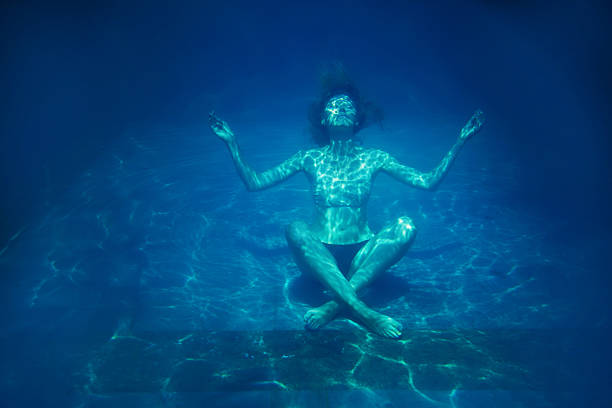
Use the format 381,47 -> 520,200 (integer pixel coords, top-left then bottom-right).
296,147 -> 326,171
358,147 -> 392,161
300,146 -> 327,159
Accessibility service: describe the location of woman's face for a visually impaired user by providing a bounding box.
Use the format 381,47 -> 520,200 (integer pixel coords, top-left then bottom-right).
322,95 -> 357,128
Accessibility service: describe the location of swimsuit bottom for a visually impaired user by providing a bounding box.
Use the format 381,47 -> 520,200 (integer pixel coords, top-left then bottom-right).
323,240 -> 369,276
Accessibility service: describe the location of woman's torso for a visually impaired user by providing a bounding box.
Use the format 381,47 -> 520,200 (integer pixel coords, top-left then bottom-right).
302,145 -> 385,244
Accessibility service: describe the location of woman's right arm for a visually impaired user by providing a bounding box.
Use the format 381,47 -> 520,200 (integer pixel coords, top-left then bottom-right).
209,111 -> 303,191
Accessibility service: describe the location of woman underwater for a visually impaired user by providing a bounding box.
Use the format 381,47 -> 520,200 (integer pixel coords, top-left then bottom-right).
209,74 -> 483,339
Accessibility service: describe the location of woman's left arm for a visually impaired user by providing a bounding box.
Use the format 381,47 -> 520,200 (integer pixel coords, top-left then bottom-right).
381,110 -> 484,190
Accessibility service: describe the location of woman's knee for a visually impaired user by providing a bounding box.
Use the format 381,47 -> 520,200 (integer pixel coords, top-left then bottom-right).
285,220 -> 309,243
395,216 -> 417,243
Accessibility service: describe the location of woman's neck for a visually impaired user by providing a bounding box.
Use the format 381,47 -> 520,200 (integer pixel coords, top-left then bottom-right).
328,127 -> 356,156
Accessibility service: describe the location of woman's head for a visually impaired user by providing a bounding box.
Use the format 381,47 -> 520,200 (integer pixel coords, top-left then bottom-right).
308,64 -> 383,146
321,94 -> 358,129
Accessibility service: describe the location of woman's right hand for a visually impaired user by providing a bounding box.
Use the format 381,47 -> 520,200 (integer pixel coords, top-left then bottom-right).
209,111 -> 236,143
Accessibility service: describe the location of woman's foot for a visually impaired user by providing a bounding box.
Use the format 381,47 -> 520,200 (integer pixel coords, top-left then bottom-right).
355,307 -> 402,339
304,301 -> 341,329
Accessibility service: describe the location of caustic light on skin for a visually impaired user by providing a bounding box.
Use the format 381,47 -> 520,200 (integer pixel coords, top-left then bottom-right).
323,94 -> 357,126
398,218 -> 414,230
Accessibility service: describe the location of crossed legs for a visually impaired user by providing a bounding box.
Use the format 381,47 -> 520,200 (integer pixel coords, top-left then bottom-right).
286,217 -> 416,338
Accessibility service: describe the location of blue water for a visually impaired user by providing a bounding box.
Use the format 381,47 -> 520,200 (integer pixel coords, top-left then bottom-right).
1,1 -> 611,407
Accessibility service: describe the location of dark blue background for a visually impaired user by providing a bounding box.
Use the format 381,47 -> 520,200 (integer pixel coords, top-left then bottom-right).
1,1 -> 611,407
2,0 -> 611,241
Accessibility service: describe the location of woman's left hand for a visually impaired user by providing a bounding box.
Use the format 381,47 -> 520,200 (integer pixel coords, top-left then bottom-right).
460,110 -> 485,140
